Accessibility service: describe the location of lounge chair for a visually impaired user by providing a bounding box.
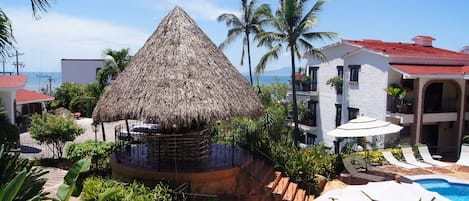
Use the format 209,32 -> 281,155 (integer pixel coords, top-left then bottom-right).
417,145 -> 451,167
456,144 -> 469,167
342,157 -> 386,182
401,146 -> 433,168
381,150 -> 418,169
350,155 -> 393,175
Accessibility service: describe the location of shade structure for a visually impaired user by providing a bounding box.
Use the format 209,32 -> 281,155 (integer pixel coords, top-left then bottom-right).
92,6 -> 263,130
327,116 -> 403,138
315,181 -> 449,201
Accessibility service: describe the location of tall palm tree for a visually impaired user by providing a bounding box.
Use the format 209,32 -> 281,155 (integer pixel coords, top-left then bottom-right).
256,0 -> 337,143
217,0 -> 270,85
96,48 -> 130,89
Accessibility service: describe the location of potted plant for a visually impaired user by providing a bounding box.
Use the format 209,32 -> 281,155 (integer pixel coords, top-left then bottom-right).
384,84 -> 406,113
301,75 -> 312,90
326,76 -> 343,94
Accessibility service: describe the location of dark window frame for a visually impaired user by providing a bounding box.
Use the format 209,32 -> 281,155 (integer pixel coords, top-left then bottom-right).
348,107 -> 359,121
335,104 -> 342,127
308,66 -> 319,91
349,65 -> 361,82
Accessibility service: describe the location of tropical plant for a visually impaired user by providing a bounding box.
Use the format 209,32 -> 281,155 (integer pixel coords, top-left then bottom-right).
96,48 -> 130,89
56,157 -> 91,201
256,0 -> 338,143
0,101 -> 19,148
217,0 -> 271,85
464,135 -> 469,144
82,177 -> 172,201
50,83 -> 82,110
0,145 -> 49,201
66,140 -> 116,171
384,83 -> 406,112
30,113 -> 84,158
326,75 -> 343,94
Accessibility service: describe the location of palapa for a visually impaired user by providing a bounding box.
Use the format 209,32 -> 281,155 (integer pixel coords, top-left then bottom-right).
92,6 -> 263,131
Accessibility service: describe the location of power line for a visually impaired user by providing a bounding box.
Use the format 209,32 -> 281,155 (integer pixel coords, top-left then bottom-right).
8,50 -> 24,75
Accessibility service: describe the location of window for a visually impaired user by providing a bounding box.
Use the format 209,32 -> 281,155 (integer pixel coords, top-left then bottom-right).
306,100 -> 318,127
348,107 -> 359,120
349,65 -> 361,82
307,66 -> 318,91
337,66 -> 343,77
335,104 -> 342,127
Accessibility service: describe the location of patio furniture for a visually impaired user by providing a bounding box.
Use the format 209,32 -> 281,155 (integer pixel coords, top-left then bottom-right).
342,157 -> 386,182
381,150 -> 417,169
417,145 -> 451,167
350,155 -> 393,175
401,146 -> 433,168
456,144 -> 469,167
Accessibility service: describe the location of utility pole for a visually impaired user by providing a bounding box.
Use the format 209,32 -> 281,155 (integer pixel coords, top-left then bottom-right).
36,75 -> 53,95
2,60 -> 5,75
9,50 -> 24,75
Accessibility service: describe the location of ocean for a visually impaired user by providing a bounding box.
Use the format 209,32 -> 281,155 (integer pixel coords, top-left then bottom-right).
20,72 -> 289,92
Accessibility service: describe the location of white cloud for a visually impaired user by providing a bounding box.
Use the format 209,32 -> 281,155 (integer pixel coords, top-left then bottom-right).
4,8 -> 149,72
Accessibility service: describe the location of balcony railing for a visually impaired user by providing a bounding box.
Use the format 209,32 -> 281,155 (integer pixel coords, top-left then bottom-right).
294,82 -> 317,92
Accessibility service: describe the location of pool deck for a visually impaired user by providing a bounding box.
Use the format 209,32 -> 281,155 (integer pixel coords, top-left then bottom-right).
407,173 -> 469,185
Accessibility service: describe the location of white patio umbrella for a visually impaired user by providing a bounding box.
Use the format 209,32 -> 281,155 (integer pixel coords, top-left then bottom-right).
327,116 -> 403,171
327,116 -> 403,138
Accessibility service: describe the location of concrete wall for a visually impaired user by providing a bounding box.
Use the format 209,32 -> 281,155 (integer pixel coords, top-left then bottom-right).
0,90 -> 15,124
61,59 -> 104,85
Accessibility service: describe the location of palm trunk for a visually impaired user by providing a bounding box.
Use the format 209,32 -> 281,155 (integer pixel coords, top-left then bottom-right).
290,45 -> 300,145
246,33 -> 253,85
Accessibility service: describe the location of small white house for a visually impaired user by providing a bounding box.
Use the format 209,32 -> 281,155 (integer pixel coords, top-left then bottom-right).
61,59 -> 104,85
0,75 -> 27,124
304,36 -> 469,158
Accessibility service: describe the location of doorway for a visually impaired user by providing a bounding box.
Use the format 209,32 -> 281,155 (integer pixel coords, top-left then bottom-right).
422,125 -> 439,153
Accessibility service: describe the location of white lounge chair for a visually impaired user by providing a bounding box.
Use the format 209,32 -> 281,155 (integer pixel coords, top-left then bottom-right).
456,144 -> 469,167
342,157 -> 386,182
381,150 -> 418,169
401,146 -> 433,168
417,145 -> 451,167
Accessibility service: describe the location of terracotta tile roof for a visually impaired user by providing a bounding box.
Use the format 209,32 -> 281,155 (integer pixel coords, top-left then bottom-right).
0,75 -> 27,88
16,89 -> 54,104
392,64 -> 469,75
345,40 -> 469,58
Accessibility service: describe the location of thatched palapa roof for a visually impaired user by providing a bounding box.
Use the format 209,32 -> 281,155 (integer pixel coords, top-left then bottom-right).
92,6 -> 263,130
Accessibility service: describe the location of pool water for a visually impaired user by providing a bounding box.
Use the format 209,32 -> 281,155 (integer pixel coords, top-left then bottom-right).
416,179 -> 469,201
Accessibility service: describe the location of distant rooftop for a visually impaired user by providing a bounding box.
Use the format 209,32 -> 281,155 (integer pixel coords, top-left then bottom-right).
16,89 -> 54,104
0,75 -> 27,88
345,38 -> 469,59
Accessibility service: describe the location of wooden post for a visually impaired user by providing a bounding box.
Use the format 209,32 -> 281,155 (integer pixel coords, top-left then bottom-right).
101,122 -> 106,141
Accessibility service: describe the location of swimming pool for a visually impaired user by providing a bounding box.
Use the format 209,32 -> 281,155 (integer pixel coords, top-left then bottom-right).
416,179 -> 469,201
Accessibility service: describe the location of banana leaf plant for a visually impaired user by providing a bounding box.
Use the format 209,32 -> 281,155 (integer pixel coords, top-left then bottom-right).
55,157 -> 91,201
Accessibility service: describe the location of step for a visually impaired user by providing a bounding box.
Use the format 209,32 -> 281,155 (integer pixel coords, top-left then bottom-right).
260,166 -> 275,184
282,182 -> 298,201
265,171 -> 282,190
272,177 -> 290,199
305,195 -> 315,201
294,189 -> 306,201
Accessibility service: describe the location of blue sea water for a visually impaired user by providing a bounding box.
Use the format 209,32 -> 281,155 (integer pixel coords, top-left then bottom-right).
19,72 -> 289,92
22,72 -> 62,92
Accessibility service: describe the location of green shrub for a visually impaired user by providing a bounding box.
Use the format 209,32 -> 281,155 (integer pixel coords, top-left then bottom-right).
350,148 -> 402,164
66,140 -> 116,171
82,177 -> 172,201
464,135 -> 469,144
0,101 -> 19,148
30,113 -> 84,158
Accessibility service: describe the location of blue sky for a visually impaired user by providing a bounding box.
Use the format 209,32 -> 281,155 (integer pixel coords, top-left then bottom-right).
2,0 -> 469,73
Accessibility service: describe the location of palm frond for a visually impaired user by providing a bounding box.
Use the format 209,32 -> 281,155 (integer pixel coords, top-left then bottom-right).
217,13 -> 243,28
304,47 -> 327,61
302,31 -> 338,42
0,10 -> 14,59
30,0 -> 53,19
255,44 -> 281,75
219,27 -> 244,50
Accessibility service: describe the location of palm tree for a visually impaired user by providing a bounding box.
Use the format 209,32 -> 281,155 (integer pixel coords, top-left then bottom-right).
96,48 -> 130,89
217,0 -> 270,85
256,0 -> 337,143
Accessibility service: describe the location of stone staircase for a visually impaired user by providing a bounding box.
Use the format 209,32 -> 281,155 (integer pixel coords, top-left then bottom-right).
237,157 -> 315,201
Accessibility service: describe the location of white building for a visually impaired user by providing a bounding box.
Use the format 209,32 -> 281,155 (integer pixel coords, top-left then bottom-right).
304,36 -> 469,158
61,59 -> 104,85
0,75 -> 27,124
